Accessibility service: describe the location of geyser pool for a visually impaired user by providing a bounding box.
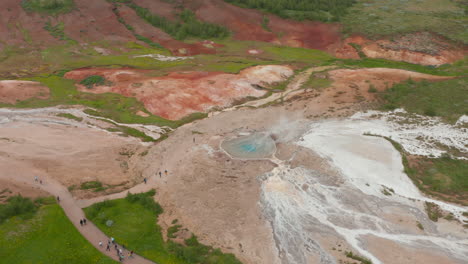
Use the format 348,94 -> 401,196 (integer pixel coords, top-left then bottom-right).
221,133 -> 276,159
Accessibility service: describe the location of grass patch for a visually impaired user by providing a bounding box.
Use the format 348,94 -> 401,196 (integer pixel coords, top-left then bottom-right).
0,201 -> 116,263
416,221 -> 424,230
22,0 -> 75,15
263,46 -> 334,64
374,136 -> 468,205
80,181 -> 103,190
380,78 -> 467,123
345,251 -> 372,264
44,21 -> 74,42
167,224 -> 182,238
224,0 -> 356,22
56,113 -> 83,122
302,73 -> 332,91
84,190 -> 242,264
424,201 -> 443,222
341,0 -> 467,43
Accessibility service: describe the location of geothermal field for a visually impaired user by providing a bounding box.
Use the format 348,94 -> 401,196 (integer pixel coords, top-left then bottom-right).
0,0 -> 467,264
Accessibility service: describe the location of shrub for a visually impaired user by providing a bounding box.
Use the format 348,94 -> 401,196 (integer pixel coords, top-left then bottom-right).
368,84 -> 377,93
79,75 -> 107,89
125,190 -> 162,215
0,195 -> 38,223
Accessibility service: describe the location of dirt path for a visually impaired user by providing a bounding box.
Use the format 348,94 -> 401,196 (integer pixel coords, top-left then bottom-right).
0,172 -> 155,264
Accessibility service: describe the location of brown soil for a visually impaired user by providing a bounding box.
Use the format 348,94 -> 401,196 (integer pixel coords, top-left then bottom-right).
0,179 -> 49,203
0,80 -> 49,104
64,65 -> 293,120
282,68 -> 453,120
0,121 -> 143,199
364,235 -> 461,264
336,35 -> 465,65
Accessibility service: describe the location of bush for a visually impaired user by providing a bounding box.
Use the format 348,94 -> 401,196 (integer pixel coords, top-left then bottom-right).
0,195 -> 38,223
79,75 -> 107,89
125,190 -> 162,215
85,199 -> 116,219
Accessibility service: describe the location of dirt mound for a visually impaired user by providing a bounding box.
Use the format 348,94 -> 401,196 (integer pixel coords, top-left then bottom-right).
336,34 -> 465,66
64,65 -> 293,120
0,80 -> 49,104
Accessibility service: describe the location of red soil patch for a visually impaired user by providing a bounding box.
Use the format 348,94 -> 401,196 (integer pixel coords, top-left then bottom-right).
0,80 -> 49,104
64,65 -> 293,120
0,0 -> 59,49
195,0 -> 341,51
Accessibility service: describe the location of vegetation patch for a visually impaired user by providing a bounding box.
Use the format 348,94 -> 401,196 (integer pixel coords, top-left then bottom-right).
424,201 -> 443,222
378,136 -> 467,205
80,181 -> 103,190
224,0 -> 356,22
79,75 -> 109,89
341,0 -> 467,43
345,251 -> 372,264
0,195 -> 38,224
0,199 -> 116,263
84,190 -> 242,264
43,21 -> 74,42
22,0 -> 75,15
130,3 -> 230,40
56,113 -> 83,122
167,224 -> 182,238
380,78 -> 467,123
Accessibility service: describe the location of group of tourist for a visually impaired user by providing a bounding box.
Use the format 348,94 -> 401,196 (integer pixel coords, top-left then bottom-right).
100,238 -> 133,262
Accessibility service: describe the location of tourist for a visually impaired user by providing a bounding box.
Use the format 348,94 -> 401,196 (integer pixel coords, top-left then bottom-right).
34,176 -> 38,182
83,218 -> 87,225
144,177 -> 147,184
56,196 -> 60,202
111,237 -> 115,244
159,171 -> 162,178
165,169 -> 167,175
99,241 -> 103,247
130,250 -> 134,258
39,180 -> 42,184
106,244 -> 110,251
80,219 -> 83,226
114,244 -> 118,250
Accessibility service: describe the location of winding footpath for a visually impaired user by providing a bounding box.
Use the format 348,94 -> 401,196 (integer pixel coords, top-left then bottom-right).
0,172 -> 155,264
